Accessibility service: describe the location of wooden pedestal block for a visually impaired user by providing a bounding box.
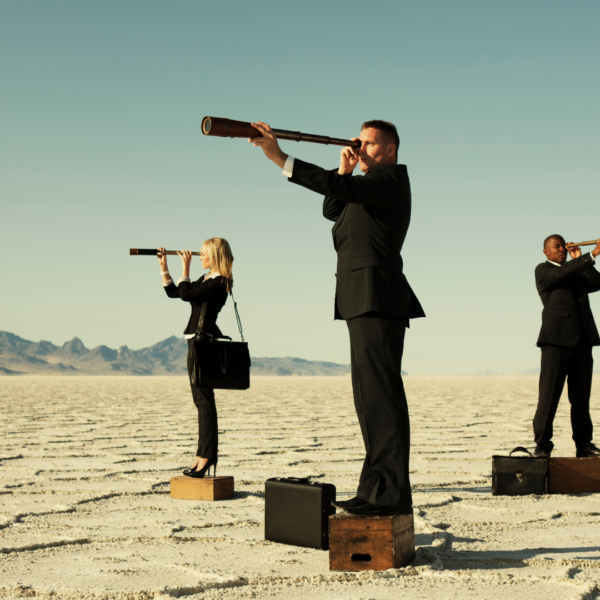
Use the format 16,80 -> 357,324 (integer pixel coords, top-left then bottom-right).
329,512 -> 415,572
170,476 -> 234,501
549,458 -> 600,494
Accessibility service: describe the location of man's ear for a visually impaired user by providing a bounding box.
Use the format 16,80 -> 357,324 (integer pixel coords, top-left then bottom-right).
543,247 -> 548,256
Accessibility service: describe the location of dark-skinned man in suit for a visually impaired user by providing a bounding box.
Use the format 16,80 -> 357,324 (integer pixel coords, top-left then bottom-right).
534,235 -> 600,458
250,120 -> 424,516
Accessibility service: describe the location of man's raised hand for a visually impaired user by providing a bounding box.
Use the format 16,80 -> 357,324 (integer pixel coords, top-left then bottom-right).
338,140 -> 359,175
568,243 -> 582,260
249,122 -> 288,169
593,239 -> 600,258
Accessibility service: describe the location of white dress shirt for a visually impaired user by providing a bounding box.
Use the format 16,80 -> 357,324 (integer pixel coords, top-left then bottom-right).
282,156 -> 295,178
548,253 -> 595,268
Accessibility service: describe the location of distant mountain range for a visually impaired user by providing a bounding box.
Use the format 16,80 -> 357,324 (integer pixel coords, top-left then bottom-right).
0,331 -> 353,376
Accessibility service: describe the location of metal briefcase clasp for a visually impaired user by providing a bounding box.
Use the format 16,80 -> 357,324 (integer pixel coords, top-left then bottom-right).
515,472 -> 523,482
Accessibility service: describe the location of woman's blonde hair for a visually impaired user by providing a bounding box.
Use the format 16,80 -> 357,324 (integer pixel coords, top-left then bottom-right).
203,237 -> 233,293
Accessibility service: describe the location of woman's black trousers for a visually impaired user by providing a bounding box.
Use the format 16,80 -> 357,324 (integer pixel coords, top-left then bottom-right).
187,339 -> 218,458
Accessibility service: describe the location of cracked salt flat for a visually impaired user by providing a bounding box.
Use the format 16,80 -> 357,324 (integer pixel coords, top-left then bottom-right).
1,376 -> 600,599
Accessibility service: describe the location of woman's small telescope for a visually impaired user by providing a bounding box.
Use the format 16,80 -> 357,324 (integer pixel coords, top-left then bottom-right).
201,116 -> 361,148
130,249 -> 201,256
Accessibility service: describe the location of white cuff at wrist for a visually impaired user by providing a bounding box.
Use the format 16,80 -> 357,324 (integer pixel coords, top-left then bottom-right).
161,271 -> 170,275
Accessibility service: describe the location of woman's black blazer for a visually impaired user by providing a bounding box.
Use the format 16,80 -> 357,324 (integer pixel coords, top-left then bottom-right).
164,275 -> 228,337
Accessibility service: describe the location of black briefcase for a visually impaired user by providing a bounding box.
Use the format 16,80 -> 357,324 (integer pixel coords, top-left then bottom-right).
492,447 -> 548,496
265,478 -> 336,550
191,294 -> 251,390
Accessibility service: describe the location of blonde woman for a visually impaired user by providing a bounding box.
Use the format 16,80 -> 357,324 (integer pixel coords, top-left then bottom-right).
157,238 -> 234,478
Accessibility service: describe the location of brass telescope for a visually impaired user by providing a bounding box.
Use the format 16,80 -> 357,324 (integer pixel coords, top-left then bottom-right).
201,116 -> 361,148
130,249 -> 201,256
565,240 -> 599,249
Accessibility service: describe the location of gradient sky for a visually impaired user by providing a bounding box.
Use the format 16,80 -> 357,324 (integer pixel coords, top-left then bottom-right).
2,0 -> 600,373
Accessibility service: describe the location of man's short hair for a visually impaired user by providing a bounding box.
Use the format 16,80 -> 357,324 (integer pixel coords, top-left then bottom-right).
361,120 -> 400,157
544,234 -> 565,248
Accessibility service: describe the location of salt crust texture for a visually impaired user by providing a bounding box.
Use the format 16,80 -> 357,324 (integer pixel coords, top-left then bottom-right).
1,376 -> 600,600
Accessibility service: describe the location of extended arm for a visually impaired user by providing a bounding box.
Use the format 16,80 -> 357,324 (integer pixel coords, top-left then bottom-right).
536,253 -> 597,293
291,159 -> 405,209
177,278 -> 223,303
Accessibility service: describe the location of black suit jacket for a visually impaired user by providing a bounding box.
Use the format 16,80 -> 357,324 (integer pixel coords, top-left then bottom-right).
164,275 -> 228,336
289,158 -> 425,321
535,253 -> 600,347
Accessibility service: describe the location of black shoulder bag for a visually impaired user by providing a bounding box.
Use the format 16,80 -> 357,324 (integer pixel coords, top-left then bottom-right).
190,292 -> 251,390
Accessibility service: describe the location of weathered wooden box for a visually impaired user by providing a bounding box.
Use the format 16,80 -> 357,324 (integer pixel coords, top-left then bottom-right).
170,476 -> 234,501
329,512 -> 415,572
549,458 -> 600,494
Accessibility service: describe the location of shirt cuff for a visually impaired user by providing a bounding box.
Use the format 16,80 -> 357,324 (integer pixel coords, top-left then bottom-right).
590,252 -> 596,262
162,279 -> 173,287
178,276 -> 191,284
282,156 -> 295,178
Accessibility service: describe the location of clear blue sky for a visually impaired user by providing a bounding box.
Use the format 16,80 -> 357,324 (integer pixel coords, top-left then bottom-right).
2,0 -> 599,373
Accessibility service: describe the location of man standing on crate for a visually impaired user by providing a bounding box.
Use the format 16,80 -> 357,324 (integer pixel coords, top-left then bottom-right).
533,235 -> 600,458
250,119 -> 425,516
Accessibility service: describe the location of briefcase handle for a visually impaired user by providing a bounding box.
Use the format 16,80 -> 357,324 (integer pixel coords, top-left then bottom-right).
509,446 -> 533,457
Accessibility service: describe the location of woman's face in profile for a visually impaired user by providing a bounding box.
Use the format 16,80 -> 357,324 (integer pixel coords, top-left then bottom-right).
199,246 -> 212,271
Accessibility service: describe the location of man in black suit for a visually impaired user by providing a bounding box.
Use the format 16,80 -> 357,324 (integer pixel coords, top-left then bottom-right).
534,235 -> 600,458
251,120 -> 425,515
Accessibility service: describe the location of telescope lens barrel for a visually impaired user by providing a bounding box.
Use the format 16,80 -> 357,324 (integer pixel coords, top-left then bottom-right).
202,117 -> 212,135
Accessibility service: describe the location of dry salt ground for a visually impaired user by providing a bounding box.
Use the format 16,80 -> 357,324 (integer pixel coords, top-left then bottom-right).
1,376 -> 600,600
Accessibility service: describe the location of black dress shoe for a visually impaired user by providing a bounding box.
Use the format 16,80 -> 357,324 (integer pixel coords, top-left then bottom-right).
188,457 -> 218,478
345,502 -> 413,517
182,466 -> 197,476
534,446 -> 551,458
576,443 -> 600,458
331,496 -> 368,510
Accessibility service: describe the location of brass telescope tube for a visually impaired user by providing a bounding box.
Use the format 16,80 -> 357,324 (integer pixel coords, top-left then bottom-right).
130,249 -> 201,256
565,240 -> 599,249
201,116 -> 361,148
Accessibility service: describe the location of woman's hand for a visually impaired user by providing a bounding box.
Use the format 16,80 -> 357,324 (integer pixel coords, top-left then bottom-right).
157,247 -> 169,271
178,250 -> 193,278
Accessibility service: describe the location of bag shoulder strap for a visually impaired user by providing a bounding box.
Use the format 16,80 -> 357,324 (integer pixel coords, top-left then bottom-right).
230,291 -> 245,342
194,292 -> 245,342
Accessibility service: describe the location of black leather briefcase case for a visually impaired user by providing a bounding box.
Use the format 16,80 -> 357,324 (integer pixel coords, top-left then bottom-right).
492,447 -> 548,496
191,296 -> 251,390
265,478 -> 336,550
191,337 -> 250,390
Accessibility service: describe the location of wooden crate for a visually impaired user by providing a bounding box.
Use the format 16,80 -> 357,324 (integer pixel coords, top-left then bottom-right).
329,512 -> 415,572
170,476 -> 234,501
549,458 -> 600,494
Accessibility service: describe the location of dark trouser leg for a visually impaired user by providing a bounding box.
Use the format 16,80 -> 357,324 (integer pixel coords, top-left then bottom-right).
347,312 -> 411,507
567,342 -> 594,449
187,340 -> 218,458
534,345 -> 570,451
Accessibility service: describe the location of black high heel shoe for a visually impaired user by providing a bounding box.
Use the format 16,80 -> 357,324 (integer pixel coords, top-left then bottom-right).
188,457 -> 218,479
182,466 -> 197,477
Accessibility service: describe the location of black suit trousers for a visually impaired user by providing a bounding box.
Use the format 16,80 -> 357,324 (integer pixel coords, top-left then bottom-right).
187,339 -> 218,458
533,339 -> 594,451
347,312 -> 412,507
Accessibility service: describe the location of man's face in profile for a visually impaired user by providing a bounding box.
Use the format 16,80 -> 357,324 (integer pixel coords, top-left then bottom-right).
357,128 -> 396,173
544,237 -> 567,264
